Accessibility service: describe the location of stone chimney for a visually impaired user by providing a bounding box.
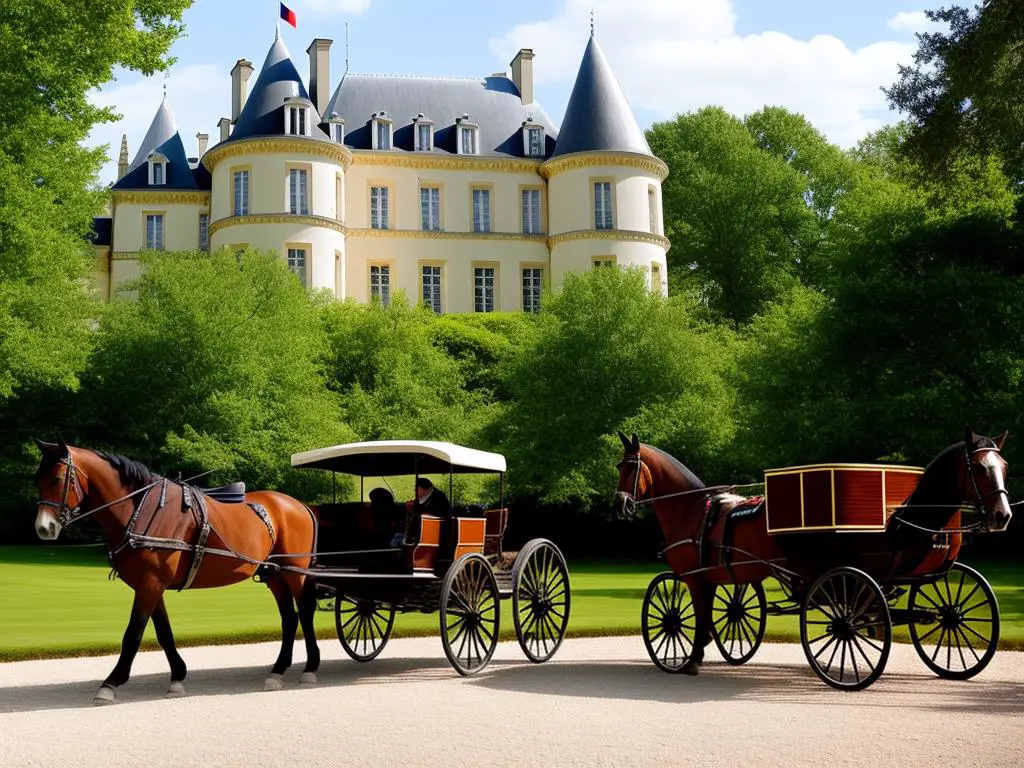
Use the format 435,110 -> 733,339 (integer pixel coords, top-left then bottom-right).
510,48 -> 535,104
218,117 -> 231,143
307,38 -> 332,116
230,58 -> 254,122
117,134 -> 129,180
196,132 -> 209,156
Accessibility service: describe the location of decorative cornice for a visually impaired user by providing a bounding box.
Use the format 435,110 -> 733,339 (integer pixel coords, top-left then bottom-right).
349,150 -> 543,175
548,228 -> 671,252
346,228 -> 548,243
209,213 -> 346,237
111,251 -> 138,261
203,137 -> 353,171
540,152 -> 669,181
112,190 -> 210,206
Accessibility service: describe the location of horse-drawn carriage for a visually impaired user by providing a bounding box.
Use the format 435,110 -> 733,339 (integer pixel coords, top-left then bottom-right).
614,429 -> 1013,691
285,440 -> 571,676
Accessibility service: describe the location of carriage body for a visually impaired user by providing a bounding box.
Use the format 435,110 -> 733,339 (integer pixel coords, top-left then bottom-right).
288,440 -> 570,674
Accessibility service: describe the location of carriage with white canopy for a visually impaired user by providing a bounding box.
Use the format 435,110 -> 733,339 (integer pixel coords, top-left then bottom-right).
288,440 -> 571,675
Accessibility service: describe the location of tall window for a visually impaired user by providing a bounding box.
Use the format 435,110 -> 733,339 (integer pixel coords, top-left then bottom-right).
288,168 -> 309,215
417,123 -> 432,151
331,121 -> 345,142
370,186 -> 389,229
594,181 -> 613,230
648,186 -> 658,234
375,120 -> 392,150
472,188 -> 491,233
152,162 -> 164,185
422,265 -> 442,313
527,127 -> 543,157
287,106 -> 307,136
233,170 -> 249,216
335,175 -> 343,221
369,265 -> 391,306
651,263 -> 662,293
287,248 -> 307,288
145,214 -> 164,250
521,189 -> 542,234
460,126 -> 477,155
420,186 -> 441,231
474,267 -> 495,313
199,213 -> 209,252
522,267 -> 543,313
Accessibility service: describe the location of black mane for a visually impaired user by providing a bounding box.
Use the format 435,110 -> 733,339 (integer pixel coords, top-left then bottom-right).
643,444 -> 705,489
93,450 -> 158,490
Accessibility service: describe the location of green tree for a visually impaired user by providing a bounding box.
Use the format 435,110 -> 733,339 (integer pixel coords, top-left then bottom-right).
884,1 -> 1024,183
646,107 -> 817,324
0,0 -> 193,401
81,248 -> 347,500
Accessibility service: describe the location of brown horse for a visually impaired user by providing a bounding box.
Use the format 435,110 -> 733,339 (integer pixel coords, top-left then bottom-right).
33,440 -> 321,704
613,429 -> 1011,676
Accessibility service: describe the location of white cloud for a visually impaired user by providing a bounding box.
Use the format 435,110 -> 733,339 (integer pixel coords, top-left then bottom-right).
490,0 -> 919,148
886,10 -> 944,33
87,65 -> 227,185
305,0 -> 371,14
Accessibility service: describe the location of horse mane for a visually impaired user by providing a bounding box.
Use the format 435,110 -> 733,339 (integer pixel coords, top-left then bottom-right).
93,450 -> 159,490
643,444 -> 705,489
908,435 -> 995,504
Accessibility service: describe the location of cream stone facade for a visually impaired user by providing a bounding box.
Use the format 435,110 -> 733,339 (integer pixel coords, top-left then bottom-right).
91,31 -> 669,312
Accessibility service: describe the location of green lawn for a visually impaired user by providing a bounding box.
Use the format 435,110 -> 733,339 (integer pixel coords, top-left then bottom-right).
1,545 -> 1022,661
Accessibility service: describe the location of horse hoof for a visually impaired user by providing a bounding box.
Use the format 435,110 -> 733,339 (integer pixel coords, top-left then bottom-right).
263,673 -> 285,691
299,672 -> 317,686
166,681 -> 186,698
93,686 -> 117,705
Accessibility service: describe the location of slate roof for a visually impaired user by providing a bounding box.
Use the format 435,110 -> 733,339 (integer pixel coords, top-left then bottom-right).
324,73 -> 559,158
113,96 -> 204,190
549,35 -> 652,159
227,35 -> 332,144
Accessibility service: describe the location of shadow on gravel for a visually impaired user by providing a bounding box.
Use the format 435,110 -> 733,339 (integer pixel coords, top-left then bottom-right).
0,656 -> 457,713
468,658 -> 1024,714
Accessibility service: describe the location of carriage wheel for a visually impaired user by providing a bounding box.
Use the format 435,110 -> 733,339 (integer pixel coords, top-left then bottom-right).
440,553 -> 500,676
642,573 -> 697,673
908,562 -> 1000,680
711,582 -> 767,665
335,595 -> 395,662
800,567 -> 892,691
512,539 -> 571,663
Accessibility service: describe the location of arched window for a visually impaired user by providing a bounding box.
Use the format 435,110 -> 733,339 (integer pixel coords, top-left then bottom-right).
147,152 -> 168,185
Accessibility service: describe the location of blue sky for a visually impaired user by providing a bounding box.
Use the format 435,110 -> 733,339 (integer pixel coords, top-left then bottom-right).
88,0 -> 938,184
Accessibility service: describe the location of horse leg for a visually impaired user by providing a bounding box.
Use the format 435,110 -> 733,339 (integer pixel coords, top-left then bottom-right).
151,597 -> 187,698
95,590 -> 159,705
682,582 -> 711,676
264,577 -> 299,691
297,578 -> 321,685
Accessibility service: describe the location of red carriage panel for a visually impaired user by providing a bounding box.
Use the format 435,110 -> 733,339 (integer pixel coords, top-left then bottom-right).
765,463 -> 923,533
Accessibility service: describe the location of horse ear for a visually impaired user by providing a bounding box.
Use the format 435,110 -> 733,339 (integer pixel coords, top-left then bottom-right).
34,438 -> 55,456
995,430 -> 1009,450
57,436 -> 69,457
964,425 -> 977,447
617,430 -> 631,450
631,433 -> 640,452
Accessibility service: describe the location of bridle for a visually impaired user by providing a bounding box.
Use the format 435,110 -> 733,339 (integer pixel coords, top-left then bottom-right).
617,455 -> 730,511
964,446 -> 1009,508
37,455 -> 88,528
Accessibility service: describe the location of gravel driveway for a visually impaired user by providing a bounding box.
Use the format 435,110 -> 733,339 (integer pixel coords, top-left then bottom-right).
1,636 -> 1022,768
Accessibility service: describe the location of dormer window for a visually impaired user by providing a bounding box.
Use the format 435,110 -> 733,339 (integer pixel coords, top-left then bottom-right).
413,113 -> 434,152
328,114 -> 345,143
456,114 -> 479,155
284,97 -> 314,137
371,111 -> 393,150
147,152 -> 168,185
522,118 -> 545,158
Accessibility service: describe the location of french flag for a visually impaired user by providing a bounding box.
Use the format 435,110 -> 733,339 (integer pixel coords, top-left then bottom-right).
280,3 -> 297,28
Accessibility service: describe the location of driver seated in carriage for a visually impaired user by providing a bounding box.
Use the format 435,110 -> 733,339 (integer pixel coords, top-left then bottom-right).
389,478 -> 450,547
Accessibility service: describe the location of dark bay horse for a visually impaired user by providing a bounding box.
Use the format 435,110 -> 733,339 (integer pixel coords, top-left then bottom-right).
613,429 -> 1011,676
33,440 -> 321,704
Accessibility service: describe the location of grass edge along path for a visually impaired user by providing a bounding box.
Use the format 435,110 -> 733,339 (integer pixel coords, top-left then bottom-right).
1,548 -> 1022,662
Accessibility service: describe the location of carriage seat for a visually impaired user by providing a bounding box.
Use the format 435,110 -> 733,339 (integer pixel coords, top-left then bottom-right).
199,482 -> 247,504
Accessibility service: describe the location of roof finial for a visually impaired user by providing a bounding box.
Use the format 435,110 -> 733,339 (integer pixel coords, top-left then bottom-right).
345,21 -> 349,74
275,18 -> 280,41
590,2 -> 595,37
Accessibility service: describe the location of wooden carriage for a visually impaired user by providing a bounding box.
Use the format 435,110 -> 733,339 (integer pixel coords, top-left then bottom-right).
286,440 -> 570,675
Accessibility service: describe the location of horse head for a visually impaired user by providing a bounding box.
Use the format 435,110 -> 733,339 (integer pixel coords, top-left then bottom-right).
615,431 -> 653,518
962,426 -> 1012,532
33,438 -> 89,540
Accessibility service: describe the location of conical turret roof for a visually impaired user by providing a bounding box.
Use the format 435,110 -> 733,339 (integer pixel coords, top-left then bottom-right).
228,34 -> 331,143
113,95 -> 199,189
549,35 -> 651,159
